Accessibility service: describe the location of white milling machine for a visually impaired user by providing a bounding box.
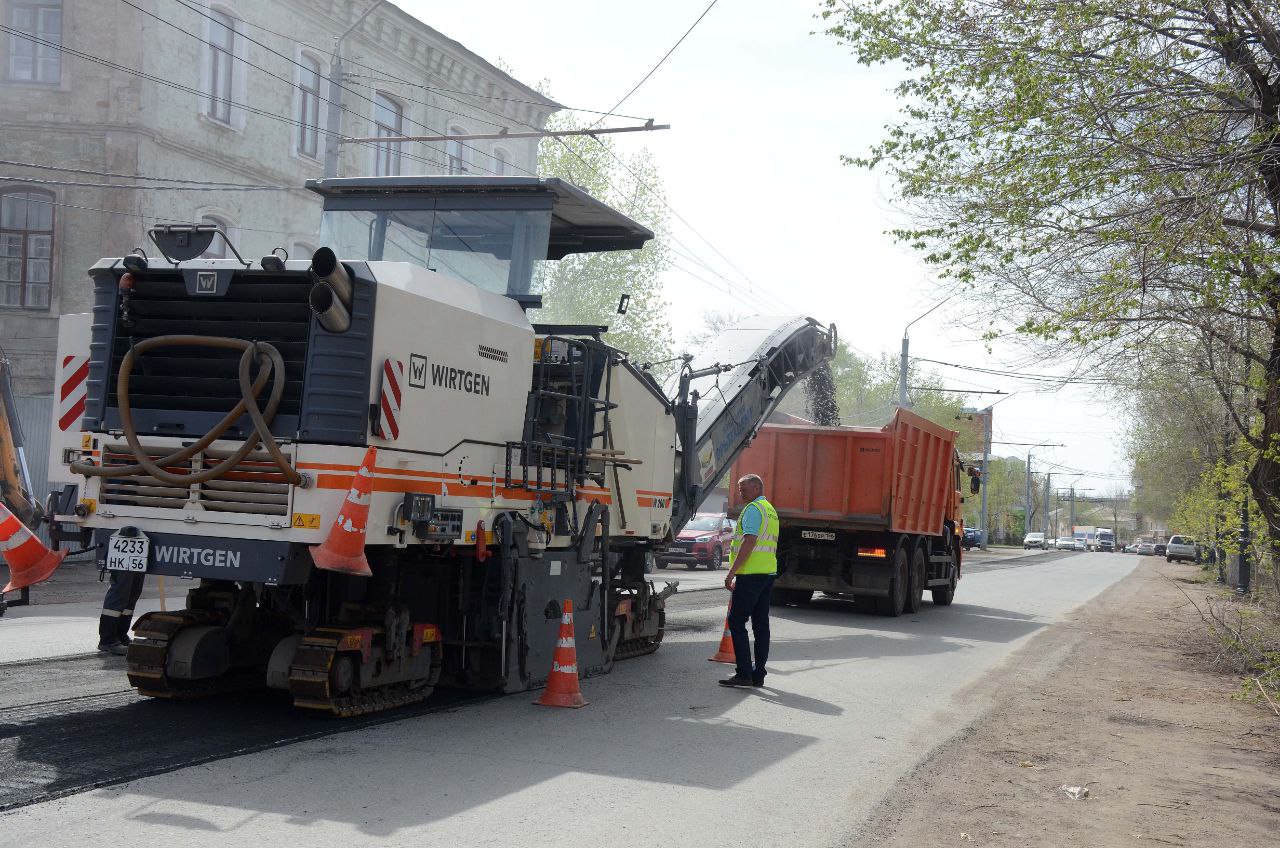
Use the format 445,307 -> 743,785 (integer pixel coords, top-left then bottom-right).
43,177 -> 834,715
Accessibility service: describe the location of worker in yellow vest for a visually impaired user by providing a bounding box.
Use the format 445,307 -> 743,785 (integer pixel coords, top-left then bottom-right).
720,473 -> 780,688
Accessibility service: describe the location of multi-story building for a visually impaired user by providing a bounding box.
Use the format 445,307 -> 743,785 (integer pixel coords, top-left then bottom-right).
0,0 -> 558,395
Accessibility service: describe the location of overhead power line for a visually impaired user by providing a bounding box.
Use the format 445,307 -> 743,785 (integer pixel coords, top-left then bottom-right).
913,356 -> 1112,386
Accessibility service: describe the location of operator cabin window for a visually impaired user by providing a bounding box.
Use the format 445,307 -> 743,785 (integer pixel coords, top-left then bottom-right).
296,53 -> 322,159
7,0 -> 61,84
0,189 -> 54,309
446,126 -> 468,174
206,10 -> 239,124
372,93 -> 403,177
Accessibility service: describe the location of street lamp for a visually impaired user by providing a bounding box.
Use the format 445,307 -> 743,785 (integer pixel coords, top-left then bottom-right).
898,294 -> 954,408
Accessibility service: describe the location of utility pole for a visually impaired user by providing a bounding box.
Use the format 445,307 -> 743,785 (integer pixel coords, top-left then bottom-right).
1043,473 -> 1052,539
898,335 -> 910,408
324,1 -> 385,179
978,408 -> 991,550
1024,443 -> 1063,540
1069,486 -> 1076,530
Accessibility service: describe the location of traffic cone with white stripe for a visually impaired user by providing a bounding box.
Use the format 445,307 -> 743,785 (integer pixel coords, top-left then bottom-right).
535,598 -> 588,708
1,502 -> 67,593
310,446 -> 376,577
709,599 -> 735,663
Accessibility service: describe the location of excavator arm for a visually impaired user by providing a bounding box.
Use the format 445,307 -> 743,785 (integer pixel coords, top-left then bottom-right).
670,316 -> 835,531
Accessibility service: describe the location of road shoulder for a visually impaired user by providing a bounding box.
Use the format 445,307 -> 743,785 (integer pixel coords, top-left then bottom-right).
848,558 -> 1279,847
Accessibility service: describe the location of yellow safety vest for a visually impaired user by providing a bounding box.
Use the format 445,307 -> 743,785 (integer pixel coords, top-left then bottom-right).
731,497 -> 779,575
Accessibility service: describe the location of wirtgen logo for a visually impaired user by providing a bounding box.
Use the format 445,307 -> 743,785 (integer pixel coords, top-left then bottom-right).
409,354 -> 428,388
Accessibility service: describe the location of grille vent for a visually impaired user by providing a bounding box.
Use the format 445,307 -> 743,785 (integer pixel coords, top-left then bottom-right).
98,442 -> 291,516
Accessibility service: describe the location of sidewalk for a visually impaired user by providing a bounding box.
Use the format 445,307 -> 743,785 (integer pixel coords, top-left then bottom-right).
847,559 -> 1278,847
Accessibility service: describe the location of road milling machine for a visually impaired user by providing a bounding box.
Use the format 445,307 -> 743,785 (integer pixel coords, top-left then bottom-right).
33,176 -> 833,716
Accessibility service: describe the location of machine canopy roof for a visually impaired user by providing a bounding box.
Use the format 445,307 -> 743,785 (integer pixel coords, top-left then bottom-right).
306,176 -> 653,259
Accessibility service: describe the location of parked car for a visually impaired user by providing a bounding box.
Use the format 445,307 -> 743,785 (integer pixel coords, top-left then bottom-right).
1154,542 -> 1167,556
1124,541 -> 1140,553
1136,541 -> 1156,556
962,527 -> 982,550
1055,537 -> 1076,550
1023,532 -> 1048,550
1165,535 -> 1200,563
1072,538 -> 1087,551
658,513 -> 733,570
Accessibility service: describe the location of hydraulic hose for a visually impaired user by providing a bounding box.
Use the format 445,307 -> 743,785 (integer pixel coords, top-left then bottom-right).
71,335 -> 304,486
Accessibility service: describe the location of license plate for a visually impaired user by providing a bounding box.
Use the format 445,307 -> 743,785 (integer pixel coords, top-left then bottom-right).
107,532 -> 150,572
801,530 -> 836,541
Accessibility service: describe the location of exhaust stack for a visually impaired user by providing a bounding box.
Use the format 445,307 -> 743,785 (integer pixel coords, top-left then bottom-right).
309,247 -> 353,333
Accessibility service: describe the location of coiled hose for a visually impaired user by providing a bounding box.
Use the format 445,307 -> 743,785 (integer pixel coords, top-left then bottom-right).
71,335 -> 304,486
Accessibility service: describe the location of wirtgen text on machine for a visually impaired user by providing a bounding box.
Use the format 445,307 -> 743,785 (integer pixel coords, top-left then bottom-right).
430,363 -> 490,396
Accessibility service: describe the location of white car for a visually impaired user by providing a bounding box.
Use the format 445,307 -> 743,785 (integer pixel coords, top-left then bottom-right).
1023,532 -> 1047,550
1055,537 -> 1076,550
1166,535 -> 1200,563
1073,538 -> 1087,551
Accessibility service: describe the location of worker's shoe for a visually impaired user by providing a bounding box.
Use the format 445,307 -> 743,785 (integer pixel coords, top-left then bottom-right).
718,673 -> 754,688
752,672 -> 766,688
97,640 -> 127,656
116,615 -> 133,646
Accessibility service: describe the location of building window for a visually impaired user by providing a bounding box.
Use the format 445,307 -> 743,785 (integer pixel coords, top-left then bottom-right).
198,214 -> 236,259
296,53 -> 322,159
446,126 -> 468,175
372,92 -> 403,177
492,147 -> 510,176
7,1 -> 61,84
0,189 -> 54,309
206,9 -> 238,124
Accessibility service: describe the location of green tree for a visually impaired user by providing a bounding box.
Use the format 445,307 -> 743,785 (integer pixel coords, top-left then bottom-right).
821,2 -> 1280,547
534,112 -> 673,368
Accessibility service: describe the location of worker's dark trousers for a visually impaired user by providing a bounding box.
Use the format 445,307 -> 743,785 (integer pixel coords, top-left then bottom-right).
728,574 -> 776,681
98,570 -> 145,645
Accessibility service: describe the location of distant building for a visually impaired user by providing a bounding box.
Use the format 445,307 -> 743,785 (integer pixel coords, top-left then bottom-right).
0,0 -> 557,394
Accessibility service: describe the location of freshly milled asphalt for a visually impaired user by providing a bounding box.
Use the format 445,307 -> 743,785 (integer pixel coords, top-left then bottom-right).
0,552 -> 1137,847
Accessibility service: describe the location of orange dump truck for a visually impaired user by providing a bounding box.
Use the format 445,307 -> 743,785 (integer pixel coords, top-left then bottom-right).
728,408 -> 973,616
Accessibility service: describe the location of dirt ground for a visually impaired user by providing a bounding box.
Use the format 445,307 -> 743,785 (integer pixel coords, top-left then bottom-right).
849,558 -> 1280,847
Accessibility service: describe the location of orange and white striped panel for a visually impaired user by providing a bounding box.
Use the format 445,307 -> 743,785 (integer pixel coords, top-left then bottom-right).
375,358 -> 404,441
57,354 -> 89,432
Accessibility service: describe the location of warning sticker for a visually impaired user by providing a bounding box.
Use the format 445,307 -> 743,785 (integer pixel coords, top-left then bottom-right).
291,513 -> 322,529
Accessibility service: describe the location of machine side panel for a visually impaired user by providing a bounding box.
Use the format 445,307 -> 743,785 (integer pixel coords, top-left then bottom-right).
367,268 -> 534,458
297,263 -> 376,446
603,362 -> 676,539
48,312 -> 93,489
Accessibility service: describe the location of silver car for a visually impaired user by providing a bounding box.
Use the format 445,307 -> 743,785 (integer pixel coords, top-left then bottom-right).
1166,535 -> 1199,563
1055,537 -> 1076,550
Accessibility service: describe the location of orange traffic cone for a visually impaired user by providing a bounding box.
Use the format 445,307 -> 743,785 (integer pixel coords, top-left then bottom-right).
535,598 -> 588,708
1,502 -> 67,594
310,446 -> 376,577
709,600 -> 735,663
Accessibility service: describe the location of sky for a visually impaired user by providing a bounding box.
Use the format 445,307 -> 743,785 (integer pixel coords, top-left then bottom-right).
403,0 -> 1130,500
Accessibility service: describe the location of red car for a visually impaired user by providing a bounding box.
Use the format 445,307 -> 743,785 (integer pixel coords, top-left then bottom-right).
659,513 -> 734,570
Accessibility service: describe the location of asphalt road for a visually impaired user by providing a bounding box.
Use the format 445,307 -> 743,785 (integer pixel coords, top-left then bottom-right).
0,551 -> 1137,846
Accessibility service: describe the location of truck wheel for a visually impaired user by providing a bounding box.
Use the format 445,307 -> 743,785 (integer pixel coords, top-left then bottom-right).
876,546 -> 909,617
931,572 -> 956,606
905,546 -> 926,614
789,589 -> 813,605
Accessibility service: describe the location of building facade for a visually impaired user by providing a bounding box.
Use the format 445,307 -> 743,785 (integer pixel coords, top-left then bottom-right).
0,0 -> 557,394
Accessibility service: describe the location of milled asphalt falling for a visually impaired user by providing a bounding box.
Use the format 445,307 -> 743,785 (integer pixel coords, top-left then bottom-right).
0,552 -> 1137,847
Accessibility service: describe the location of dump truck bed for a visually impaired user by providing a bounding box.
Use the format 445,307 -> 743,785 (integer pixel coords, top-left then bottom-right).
731,408 -> 960,536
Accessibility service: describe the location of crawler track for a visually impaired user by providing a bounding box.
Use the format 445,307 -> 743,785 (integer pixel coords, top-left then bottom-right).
126,609 -> 261,699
